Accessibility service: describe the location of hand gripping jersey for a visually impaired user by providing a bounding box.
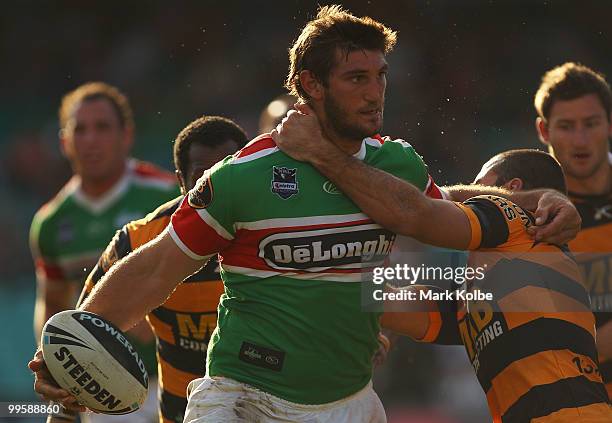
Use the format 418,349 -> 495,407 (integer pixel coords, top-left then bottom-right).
78,197 -> 223,423
568,190 -> 612,396
30,159 -> 179,380
424,195 -> 611,423
169,134 -> 443,404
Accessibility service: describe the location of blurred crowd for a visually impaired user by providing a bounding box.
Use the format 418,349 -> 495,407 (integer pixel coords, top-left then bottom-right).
1,1 -> 610,422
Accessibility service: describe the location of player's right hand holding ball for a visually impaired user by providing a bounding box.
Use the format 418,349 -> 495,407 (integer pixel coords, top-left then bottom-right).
28,348 -> 85,412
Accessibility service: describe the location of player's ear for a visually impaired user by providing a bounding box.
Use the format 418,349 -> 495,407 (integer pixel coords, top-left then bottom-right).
176,170 -> 187,195
536,117 -> 550,146
505,178 -> 524,191
299,70 -> 323,101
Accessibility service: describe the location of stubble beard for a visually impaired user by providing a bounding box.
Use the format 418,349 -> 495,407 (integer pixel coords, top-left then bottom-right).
323,94 -> 383,142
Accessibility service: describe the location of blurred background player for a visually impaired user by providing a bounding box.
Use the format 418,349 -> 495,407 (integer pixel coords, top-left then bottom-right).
29,82 -> 178,422
534,63 -> 612,395
75,116 -> 248,423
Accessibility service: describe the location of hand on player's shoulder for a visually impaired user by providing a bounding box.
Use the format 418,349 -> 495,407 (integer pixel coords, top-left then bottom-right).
271,103 -> 328,162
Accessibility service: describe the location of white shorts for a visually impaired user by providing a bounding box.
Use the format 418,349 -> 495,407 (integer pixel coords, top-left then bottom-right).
81,377 -> 159,423
184,376 -> 386,423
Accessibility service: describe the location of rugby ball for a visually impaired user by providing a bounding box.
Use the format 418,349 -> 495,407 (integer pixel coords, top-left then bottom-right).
41,310 -> 148,414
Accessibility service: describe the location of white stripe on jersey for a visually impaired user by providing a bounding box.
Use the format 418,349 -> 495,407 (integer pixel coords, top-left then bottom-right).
384,138 -> 412,149
231,147 -> 279,165
235,212 -> 373,231
221,264 -> 366,283
168,225 -> 214,261
364,137 -> 384,148
196,209 -> 234,240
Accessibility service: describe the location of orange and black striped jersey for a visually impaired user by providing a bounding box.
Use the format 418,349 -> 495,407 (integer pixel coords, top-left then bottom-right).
569,190 -> 612,395
425,195 -> 611,422
78,197 -> 223,423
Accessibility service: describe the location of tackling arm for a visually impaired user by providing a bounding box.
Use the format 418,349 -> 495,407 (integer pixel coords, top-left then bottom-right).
307,146 -> 473,250
78,227 -> 204,331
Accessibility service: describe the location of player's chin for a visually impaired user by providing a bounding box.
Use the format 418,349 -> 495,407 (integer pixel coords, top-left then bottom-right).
353,117 -> 381,135
568,161 -> 599,179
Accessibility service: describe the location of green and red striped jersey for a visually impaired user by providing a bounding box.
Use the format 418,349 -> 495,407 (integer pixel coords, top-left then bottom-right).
169,134 -> 442,404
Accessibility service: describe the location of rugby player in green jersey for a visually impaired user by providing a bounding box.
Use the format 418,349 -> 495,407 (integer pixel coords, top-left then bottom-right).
30,82 -> 178,422
32,6 -> 579,422
31,116 -> 247,422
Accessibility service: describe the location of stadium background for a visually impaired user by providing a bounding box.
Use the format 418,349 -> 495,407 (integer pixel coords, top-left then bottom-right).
1,1 -> 610,421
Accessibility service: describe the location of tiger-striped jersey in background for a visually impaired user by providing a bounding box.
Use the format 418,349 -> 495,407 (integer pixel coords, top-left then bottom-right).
569,191 -> 612,397
426,195 -> 611,422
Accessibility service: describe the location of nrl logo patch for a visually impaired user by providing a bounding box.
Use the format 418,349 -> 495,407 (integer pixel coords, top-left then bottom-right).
188,175 -> 213,209
271,166 -> 298,199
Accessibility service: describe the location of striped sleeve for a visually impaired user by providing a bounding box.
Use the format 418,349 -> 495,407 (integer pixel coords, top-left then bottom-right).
455,195 -> 534,250
415,286 -> 462,345
374,138 -> 443,198
425,175 -> 445,199
169,157 -> 234,260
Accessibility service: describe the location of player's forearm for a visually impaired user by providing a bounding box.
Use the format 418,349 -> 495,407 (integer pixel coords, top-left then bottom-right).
443,184 -> 512,202
79,230 -> 197,331
310,150 -> 471,248
380,286 -> 434,339
505,188 -> 562,212
309,147 -> 430,237
78,250 -> 162,330
445,184 -> 557,212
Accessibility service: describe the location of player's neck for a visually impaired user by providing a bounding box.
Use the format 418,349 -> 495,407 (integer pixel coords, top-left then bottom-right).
79,164 -> 127,199
567,163 -> 612,197
328,136 -> 362,155
320,125 -> 362,156
313,103 -> 363,155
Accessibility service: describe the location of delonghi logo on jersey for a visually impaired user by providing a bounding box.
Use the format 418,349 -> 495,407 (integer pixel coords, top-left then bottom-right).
259,224 -> 396,271
271,166 -> 298,199
72,312 -> 148,388
323,180 -> 341,195
188,174 -> 213,209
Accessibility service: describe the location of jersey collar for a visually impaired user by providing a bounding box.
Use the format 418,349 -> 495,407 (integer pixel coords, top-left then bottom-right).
72,160 -> 132,214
